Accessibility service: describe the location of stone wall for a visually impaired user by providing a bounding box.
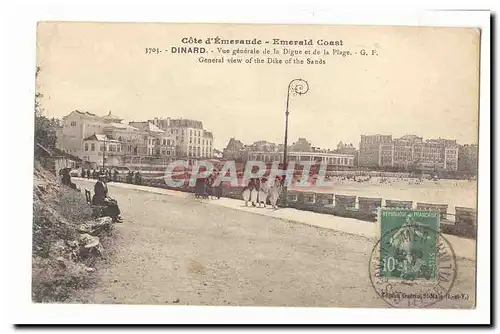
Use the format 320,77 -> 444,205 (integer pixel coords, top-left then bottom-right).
102,175 -> 477,239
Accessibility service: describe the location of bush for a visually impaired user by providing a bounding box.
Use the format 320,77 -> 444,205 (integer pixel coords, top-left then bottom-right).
32,168 -> 110,302
32,257 -> 93,303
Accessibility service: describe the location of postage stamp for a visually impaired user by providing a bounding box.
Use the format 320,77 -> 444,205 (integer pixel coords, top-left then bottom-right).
379,209 -> 440,280
369,209 -> 458,308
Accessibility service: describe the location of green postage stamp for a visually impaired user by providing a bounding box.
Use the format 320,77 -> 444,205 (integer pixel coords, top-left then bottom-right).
379,209 -> 440,281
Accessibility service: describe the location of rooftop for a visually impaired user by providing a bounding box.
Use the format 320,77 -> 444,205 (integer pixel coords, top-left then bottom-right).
129,121 -> 165,133
83,134 -> 121,142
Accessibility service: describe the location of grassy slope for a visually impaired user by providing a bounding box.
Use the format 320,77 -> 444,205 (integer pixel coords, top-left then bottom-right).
32,160 -> 111,303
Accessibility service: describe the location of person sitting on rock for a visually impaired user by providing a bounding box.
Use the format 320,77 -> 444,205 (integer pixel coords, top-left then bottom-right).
93,173 -> 123,223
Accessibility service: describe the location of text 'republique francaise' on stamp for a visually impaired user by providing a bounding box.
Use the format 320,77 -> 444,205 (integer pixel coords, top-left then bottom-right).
369,209 -> 457,308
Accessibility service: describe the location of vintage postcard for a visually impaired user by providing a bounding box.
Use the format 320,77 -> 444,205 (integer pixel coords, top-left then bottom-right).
32,21 -> 480,310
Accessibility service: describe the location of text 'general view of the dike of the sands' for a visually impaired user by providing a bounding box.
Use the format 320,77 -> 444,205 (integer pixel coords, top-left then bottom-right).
144,37 -> 380,64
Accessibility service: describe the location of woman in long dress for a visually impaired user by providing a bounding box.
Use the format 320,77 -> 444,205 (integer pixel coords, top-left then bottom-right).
258,178 -> 268,208
269,176 -> 282,209
242,178 -> 255,206
250,178 -> 259,207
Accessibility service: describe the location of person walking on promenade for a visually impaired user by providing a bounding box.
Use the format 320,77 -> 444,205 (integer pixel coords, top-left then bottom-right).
257,177 -> 269,208
242,178 -> 255,207
86,169 -> 91,179
250,178 -> 259,207
213,169 -> 223,199
134,171 -> 142,185
269,176 -> 282,209
205,174 -> 214,199
126,170 -> 133,183
81,168 -> 86,178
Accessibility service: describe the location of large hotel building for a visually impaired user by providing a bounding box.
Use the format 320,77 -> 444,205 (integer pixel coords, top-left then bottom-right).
358,134 -> 459,171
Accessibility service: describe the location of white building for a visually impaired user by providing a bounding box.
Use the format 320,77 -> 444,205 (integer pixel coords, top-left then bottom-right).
246,150 -> 355,167
163,118 -> 214,159
82,134 -> 123,168
59,110 -> 107,156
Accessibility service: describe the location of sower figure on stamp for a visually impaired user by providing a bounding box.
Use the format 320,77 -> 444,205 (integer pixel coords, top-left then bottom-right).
93,173 -> 123,223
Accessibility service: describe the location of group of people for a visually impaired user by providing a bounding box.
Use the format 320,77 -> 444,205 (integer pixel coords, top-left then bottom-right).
126,170 -> 142,185
242,176 -> 282,209
81,167 -> 119,182
194,170 -> 223,199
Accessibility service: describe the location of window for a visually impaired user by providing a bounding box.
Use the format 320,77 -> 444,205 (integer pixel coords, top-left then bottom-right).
305,193 -> 316,204
198,138 -> 200,144
163,139 -> 166,145
156,139 -> 160,145
190,130 -> 192,136
190,138 -> 192,144
84,143 -> 89,151
70,121 -> 76,127
166,150 -> 171,156
91,143 -> 95,151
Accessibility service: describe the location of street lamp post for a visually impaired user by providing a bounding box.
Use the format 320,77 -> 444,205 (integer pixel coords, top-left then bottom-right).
102,137 -> 106,171
282,78 -> 309,207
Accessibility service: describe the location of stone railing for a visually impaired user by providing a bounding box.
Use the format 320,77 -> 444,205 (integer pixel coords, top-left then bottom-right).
88,175 -> 477,239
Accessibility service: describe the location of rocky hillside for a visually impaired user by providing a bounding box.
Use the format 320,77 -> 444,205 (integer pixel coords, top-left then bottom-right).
32,160 -> 114,302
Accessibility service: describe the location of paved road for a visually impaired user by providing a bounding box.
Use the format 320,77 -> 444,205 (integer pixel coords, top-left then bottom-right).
74,180 -> 475,308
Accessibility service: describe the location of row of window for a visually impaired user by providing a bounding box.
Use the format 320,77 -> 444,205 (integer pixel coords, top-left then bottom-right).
189,137 -> 212,146
147,138 -> 174,146
84,142 -> 121,153
190,129 -> 203,137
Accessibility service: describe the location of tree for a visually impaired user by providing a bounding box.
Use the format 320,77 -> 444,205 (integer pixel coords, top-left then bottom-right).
34,67 -> 60,150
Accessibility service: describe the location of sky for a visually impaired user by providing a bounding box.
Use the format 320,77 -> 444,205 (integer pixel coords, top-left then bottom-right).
36,22 -> 480,150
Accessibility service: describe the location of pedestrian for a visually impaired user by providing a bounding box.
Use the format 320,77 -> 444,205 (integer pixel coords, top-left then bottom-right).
134,171 -> 142,185
213,170 -> 223,199
81,168 -> 86,178
113,168 -> 119,182
86,169 -> 91,179
269,176 -> 282,209
205,175 -> 214,199
257,177 -> 268,208
242,178 -> 255,207
195,177 -> 205,198
250,178 -> 259,207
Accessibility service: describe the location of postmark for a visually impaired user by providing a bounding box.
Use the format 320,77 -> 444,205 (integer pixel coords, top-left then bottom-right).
369,209 -> 457,308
